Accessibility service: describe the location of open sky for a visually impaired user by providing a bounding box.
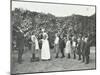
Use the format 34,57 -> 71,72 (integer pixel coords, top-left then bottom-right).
12,1 -> 95,17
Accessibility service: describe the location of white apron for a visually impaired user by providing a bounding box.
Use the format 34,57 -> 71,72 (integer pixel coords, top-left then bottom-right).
41,39 -> 50,60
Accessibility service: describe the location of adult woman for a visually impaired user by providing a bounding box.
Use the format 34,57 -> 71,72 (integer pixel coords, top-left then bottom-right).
41,32 -> 51,60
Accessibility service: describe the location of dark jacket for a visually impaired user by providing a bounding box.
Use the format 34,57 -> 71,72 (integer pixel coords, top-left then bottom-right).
84,41 -> 90,56
38,33 -> 43,49
81,41 -> 86,56
77,39 -> 83,55
16,32 -> 24,50
59,37 -> 65,50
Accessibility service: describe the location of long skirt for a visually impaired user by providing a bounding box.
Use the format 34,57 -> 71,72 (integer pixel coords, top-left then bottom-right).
41,40 -> 50,60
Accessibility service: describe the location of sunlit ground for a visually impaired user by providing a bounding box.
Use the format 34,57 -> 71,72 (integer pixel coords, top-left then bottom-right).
11,47 -> 96,74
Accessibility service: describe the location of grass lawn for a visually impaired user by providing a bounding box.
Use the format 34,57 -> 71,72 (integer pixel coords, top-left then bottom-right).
11,46 -> 96,74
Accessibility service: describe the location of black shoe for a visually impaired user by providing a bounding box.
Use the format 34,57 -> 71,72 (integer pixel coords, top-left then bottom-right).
85,62 -> 89,64
68,54 -> 70,58
82,60 -> 84,62
35,57 -> 39,61
85,61 -> 89,64
30,58 -> 33,62
73,56 -> 76,59
68,55 -> 70,58
18,59 -> 22,64
48,59 -> 51,61
55,56 -> 58,58
31,58 -> 36,62
18,61 -> 22,64
61,56 -> 64,58
61,56 -> 65,58
78,58 -> 81,60
68,57 -> 70,59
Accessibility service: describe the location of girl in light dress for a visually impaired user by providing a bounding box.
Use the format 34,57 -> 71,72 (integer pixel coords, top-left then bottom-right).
31,34 -> 39,62
64,37 -> 72,58
71,36 -> 77,59
41,32 -> 51,60
54,33 -> 60,58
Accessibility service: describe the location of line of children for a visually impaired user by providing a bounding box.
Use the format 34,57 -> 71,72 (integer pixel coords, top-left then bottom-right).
54,33 -> 91,64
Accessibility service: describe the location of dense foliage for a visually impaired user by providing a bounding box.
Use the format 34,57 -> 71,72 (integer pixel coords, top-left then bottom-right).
11,8 -> 96,49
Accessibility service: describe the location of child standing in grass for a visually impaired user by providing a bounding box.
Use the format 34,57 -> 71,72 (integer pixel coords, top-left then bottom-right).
65,37 -> 72,58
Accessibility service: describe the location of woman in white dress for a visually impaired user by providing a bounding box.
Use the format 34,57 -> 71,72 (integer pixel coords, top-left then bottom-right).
41,32 -> 51,60
65,37 -> 72,58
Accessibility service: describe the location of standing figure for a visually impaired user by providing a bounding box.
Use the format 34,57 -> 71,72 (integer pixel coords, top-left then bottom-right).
65,37 -> 72,58
16,29 -> 24,64
38,32 -> 43,50
59,35 -> 65,58
79,35 -> 88,62
31,33 -> 39,62
76,35 -> 82,60
83,36 -> 91,64
35,35 -> 39,51
41,32 -> 51,60
54,33 -> 59,58
71,36 -> 77,59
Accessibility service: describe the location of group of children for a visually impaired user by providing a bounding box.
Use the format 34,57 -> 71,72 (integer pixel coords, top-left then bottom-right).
16,26 -> 91,64
54,33 -> 91,64
30,28 -> 91,64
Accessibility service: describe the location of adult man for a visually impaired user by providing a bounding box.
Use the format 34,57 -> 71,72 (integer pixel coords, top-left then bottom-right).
84,36 -> 91,64
16,29 -> 24,64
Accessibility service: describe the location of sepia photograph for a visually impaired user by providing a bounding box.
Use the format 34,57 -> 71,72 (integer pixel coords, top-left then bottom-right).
11,0 -> 96,74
